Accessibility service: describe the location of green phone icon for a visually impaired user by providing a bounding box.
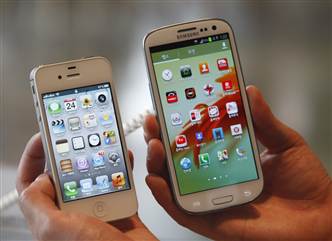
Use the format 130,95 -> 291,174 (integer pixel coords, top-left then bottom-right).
64,181 -> 78,197
199,153 -> 210,167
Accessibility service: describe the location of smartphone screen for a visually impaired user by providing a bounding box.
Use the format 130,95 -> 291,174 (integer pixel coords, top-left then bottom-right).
150,33 -> 258,195
42,83 -> 130,202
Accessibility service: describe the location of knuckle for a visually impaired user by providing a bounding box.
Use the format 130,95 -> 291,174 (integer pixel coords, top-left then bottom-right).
18,188 -> 34,206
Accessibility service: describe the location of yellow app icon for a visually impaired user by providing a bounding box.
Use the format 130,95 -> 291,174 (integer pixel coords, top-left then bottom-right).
112,172 -> 125,187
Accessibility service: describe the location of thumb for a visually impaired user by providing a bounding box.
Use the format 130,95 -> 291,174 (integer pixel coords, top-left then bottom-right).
246,85 -> 304,153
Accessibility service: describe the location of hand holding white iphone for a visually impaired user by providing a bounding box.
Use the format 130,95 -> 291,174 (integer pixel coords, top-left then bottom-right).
30,57 -> 137,221
144,19 -> 263,213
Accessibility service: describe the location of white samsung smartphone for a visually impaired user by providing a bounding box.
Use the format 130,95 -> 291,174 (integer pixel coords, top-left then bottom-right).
29,57 -> 137,221
144,19 -> 263,213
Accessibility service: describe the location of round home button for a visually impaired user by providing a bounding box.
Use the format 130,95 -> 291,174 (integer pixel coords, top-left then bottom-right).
93,202 -> 106,217
212,195 -> 233,205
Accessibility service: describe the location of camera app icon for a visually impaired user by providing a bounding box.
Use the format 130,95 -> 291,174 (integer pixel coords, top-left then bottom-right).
95,91 -> 109,106
180,65 -> 192,78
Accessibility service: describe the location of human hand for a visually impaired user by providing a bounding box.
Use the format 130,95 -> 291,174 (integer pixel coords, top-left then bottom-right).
16,134 -> 156,241
143,85 -> 332,241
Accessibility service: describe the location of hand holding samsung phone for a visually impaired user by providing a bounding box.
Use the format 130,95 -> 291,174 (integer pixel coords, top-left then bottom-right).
144,19 -> 263,213
30,57 -> 137,221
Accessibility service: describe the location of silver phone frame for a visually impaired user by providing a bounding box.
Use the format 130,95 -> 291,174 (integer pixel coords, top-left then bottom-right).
30,56 -> 138,221
144,19 -> 263,213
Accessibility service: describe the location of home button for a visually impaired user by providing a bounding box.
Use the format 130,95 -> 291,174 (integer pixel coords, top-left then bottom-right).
212,195 -> 233,205
93,202 -> 106,217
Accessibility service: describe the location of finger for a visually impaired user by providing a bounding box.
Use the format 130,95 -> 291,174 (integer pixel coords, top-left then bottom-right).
246,85 -> 304,153
16,133 -> 45,194
145,175 -> 191,227
18,173 -> 58,228
128,150 -> 134,170
146,138 -> 168,179
143,114 -> 160,143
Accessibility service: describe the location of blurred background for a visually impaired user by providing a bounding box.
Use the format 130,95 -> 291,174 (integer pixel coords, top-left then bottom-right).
0,1 -> 331,240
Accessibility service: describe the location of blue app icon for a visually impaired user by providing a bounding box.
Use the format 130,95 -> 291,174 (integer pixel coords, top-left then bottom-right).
99,112 -> 113,126
180,157 -> 192,170
195,132 -> 203,142
51,119 -> 65,134
92,151 -> 105,167
212,127 -> 224,141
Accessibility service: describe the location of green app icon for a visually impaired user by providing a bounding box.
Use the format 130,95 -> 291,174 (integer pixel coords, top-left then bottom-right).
48,101 -> 62,115
199,153 -> 210,167
64,181 -> 78,197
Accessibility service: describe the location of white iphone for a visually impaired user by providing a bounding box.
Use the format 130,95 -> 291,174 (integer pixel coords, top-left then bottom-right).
30,57 -> 137,221
144,19 -> 263,213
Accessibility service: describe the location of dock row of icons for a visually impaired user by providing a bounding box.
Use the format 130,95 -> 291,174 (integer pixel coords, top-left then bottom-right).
63,171 -> 125,198
179,146 -> 246,171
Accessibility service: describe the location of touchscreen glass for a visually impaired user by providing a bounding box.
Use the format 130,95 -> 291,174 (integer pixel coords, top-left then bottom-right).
42,83 -> 130,202
150,33 -> 258,195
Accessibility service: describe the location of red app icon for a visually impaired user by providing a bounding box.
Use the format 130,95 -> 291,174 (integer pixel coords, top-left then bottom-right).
185,88 -> 196,99
217,58 -> 229,71
176,135 -> 188,148
222,80 -> 233,91
166,91 -> 178,103
199,62 -> 210,74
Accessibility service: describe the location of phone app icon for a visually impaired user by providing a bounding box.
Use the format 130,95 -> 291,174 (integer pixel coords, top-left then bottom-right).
96,175 -> 110,189
199,62 -> 210,74
180,157 -> 192,170
88,133 -> 101,147
226,101 -> 238,115
162,69 -> 173,81
55,139 -> 69,154
208,106 -> 219,118
80,178 -> 93,193
222,80 -> 233,92
95,91 -> 109,106
71,136 -> 85,150
103,130 -> 116,145
180,65 -> 192,78
195,132 -> 203,142
64,181 -> 78,197
83,113 -> 97,128
76,157 -> 89,171
199,153 -> 210,167
80,94 -> 93,108
166,91 -> 178,103
175,135 -> 188,148
64,98 -> 78,112
60,159 -> 73,173
112,172 -> 126,187
212,127 -> 224,141
99,112 -> 113,126
189,109 -> 201,122
48,101 -> 62,115
171,112 -> 182,126
203,84 -> 214,96
230,124 -> 243,136
51,119 -> 65,134
217,58 -> 229,71
68,117 -> 81,131
108,152 -> 120,165
92,150 -> 105,167
217,149 -> 229,161
236,147 -> 246,157
185,88 -> 196,99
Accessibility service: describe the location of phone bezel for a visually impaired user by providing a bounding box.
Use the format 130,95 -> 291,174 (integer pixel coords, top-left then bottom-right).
30,57 -> 138,221
144,19 -> 263,213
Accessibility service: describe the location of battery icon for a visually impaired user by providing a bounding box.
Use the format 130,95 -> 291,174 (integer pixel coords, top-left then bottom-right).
208,37 -> 212,42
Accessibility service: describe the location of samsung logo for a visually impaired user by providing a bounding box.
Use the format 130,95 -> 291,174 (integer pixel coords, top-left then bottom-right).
177,31 -> 199,40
